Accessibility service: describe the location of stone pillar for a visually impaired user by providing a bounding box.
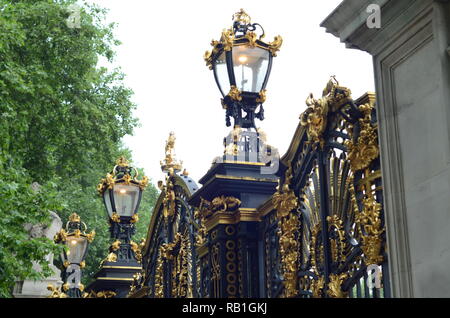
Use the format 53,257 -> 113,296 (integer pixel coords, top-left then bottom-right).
13,211 -> 63,298
322,0 -> 450,297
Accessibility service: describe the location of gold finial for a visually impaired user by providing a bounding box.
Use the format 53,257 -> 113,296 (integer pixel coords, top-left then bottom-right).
233,8 -> 251,25
69,213 -> 80,223
160,131 -> 182,173
116,156 -> 129,167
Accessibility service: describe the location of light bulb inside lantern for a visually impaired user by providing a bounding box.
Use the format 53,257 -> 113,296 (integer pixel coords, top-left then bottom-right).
119,189 -> 126,194
238,55 -> 248,64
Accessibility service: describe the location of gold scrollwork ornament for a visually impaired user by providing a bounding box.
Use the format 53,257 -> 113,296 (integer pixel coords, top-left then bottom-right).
345,103 -> 379,171
272,166 -> 298,218
228,85 -> 242,102
268,35 -> 283,56
356,192 -> 384,265
327,273 -> 348,298
310,276 -> 325,298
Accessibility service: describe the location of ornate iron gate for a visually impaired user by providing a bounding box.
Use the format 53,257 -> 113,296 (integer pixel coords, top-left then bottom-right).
130,79 -> 390,298
268,77 -> 389,298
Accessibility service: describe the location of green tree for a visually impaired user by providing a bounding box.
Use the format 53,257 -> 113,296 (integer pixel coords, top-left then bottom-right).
0,154 -> 64,297
0,0 -> 159,296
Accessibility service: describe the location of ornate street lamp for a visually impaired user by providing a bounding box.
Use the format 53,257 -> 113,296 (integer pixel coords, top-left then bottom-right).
204,9 -> 282,129
97,156 -> 148,261
54,213 -> 95,298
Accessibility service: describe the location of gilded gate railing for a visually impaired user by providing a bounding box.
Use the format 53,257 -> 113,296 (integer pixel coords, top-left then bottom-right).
266,77 -> 389,298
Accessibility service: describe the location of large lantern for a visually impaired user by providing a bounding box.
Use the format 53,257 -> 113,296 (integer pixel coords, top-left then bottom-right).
97,157 -> 149,224
204,9 -> 282,129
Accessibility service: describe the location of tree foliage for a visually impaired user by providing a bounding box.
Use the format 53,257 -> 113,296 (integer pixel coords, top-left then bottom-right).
0,0 -> 158,297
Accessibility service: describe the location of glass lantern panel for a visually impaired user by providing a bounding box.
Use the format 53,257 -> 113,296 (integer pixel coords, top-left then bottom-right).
213,51 -> 230,96
65,236 -> 88,264
103,189 -> 113,219
112,184 -> 140,217
232,46 -> 270,93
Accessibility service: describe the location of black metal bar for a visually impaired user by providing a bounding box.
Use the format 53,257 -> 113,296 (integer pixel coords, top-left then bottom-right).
317,150 -> 333,295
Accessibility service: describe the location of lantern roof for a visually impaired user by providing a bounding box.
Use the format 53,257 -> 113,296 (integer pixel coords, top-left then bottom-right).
204,9 -> 283,70
54,212 -> 95,244
96,156 -> 149,195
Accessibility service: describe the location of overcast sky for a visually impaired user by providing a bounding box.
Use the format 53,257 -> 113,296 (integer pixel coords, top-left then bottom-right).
87,0 -> 375,186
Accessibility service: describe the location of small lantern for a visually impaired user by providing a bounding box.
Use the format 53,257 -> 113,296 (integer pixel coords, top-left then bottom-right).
204,9 -> 282,128
97,157 -> 149,224
54,213 -> 95,267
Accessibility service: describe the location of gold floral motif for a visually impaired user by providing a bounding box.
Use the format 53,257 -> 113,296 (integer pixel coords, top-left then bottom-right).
204,50 -> 213,70
97,173 -> 115,194
104,173 -> 115,190
171,232 -> 190,298
139,176 -> 149,190
211,195 -> 241,213
129,272 -> 142,295
111,212 -> 120,223
95,290 -> 116,298
310,276 -> 325,298
154,232 -> 190,298
47,284 -> 68,298
310,223 -> 323,273
245,31 -> 258,48
228,85 -> 242,102
158,175 -> 176,219
345,103 -> 379,171
300,77 -> 351,148
277,212 -> 299,297
123,174 -> 132,185
232,8 -> 251,25
300,92 -> 329,148
272,166 -> 298,218
326,215 -> 346,263
131,214 -> 139,224
197,195 -> 241,217
160,132 -> 183,173
327,273 -> 348,298
221,28 -> 234,51
54,229 -> 67,243
154,247 -> 165,298
356,191 -> 384,265
86,230 -> 95,243
131,241 -> 143,263
194,209 -> 208,247
69,213 -> 80,223
268,35 -> 283,56
116,156 -> 129,167
273,165 -> 299,297
256,89 -> 266,104
106,252 -> 117,262
111,240 -> 121,251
